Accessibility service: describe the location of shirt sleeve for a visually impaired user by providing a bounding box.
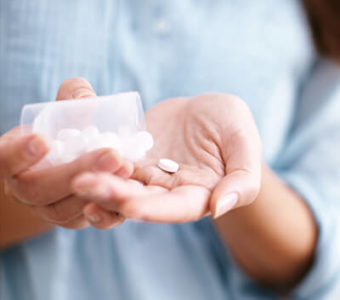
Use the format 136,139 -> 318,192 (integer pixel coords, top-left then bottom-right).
273,58 -> 340,299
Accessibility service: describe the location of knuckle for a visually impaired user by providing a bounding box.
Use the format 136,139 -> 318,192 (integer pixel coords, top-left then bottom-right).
39,204 -> 69,224
10,181 -> 44,205
24,188 -> 46,205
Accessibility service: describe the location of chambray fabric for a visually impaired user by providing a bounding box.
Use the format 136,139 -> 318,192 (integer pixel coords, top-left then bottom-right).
1,0 -> 340,299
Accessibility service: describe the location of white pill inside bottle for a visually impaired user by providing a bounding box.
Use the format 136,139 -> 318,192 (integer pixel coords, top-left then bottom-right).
57,128 -> 81,141
82,126 -> 100,141
47,140 -> 65,165
136,131 -> 154,151
56,128 -> 88,156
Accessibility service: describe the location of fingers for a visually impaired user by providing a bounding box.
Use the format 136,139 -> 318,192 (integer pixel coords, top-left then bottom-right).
56,77 -> 96,100
10,148 -> 132,205
73,173 -> 160,208
58,215 -> 90,230
83,203 -> 125,229
211,169 -> 261,218
211,127 -> 262,218
133,161 -> 220,191
0,134 -> 49,179
33,195 -> 87,224
73,173 -> 210,223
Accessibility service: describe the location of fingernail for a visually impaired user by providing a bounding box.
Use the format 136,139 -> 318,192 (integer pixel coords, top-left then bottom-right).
73,88 -> 95,99
86,214 -> 102,223
116,213 -> 125,223
214,193 -> 238,219
26,136 -> 47,158
95,151 -> 118,172
111,215 -> 125,227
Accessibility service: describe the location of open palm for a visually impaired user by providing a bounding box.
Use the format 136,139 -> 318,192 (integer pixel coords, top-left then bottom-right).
74,94 -> 262,224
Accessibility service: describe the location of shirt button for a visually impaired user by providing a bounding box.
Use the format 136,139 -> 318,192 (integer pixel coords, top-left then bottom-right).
154,19 -> 171,36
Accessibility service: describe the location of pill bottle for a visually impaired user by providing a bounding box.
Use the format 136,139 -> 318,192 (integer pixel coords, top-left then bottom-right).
21,92 -> 153,166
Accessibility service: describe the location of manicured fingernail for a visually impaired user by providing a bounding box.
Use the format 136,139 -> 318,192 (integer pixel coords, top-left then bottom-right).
26,136 -> 47,158
73,88 -> 95,99
95,151 -> 118,171
214,193 -> 238,219
86,213 -> 102,223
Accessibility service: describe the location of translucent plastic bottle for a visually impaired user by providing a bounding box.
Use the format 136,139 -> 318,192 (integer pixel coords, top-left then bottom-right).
21,92 -> 153,166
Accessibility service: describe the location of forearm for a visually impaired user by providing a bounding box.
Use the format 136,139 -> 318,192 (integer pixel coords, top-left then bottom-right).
0,181 -> 54,250
213,164 -> 318,291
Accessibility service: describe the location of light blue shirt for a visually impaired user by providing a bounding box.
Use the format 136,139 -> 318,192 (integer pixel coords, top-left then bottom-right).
1,0 -> 340,299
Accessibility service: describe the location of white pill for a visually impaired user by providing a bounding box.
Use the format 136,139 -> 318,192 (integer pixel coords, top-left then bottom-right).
136,131 -> 154,151
47,140 -> 65,165
64,133 -> 88,155
87,132 -> 122,154
82,126 -> 99,140
158,158 -> 179,173
57,128 -> 81,141
120,134 -> 145,161
102,132 -> 122,147
118,126 -> 133,137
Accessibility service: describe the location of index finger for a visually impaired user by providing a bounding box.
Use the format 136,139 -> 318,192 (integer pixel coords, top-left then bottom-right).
73,173 -> 211,223
10,148 -> 131,205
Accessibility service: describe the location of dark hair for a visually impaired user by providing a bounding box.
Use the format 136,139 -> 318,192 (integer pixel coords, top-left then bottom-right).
302,0 -> 340,62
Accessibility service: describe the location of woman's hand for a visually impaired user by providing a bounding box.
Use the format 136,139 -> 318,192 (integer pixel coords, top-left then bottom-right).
73,93 -> 262,226
0,78 -> 132,241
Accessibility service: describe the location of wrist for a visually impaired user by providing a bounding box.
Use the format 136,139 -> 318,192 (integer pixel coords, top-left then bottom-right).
212,164 -> 317,290
0,181 -> 54,250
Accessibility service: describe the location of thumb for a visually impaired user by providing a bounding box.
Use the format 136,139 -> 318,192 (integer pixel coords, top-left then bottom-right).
56,77 -> 96,101
210,168 -> 261,219
210,124 -> 262,218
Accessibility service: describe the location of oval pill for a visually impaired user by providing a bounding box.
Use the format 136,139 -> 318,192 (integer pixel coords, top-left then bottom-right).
158,158 -> 179,173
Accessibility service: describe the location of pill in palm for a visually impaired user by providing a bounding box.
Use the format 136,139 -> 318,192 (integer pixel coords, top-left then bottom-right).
158,158 -> 179,173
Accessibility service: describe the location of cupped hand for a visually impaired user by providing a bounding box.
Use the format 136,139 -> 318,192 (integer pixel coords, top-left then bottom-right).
1,78 -> 132,229
74,93 -> 262,225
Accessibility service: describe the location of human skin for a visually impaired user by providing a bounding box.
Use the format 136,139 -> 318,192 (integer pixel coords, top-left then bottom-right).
0,78 -> 131,248
0,78 -> 317,291
73,87 -> 317,291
